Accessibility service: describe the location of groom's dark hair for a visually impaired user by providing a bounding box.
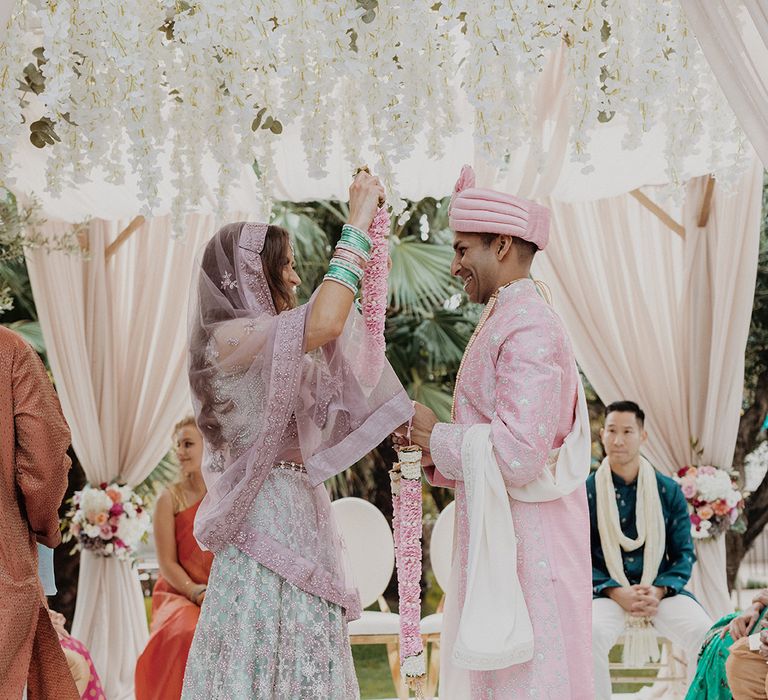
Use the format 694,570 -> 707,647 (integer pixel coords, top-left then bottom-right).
605,400 -> 645,427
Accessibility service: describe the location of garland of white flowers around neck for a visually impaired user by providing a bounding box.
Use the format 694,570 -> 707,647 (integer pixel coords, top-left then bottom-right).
0,0 -> 748,233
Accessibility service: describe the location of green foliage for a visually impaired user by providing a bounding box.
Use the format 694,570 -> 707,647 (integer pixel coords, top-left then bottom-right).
388,237 -> 460,314
135,452 -> 180,507
743,171 -> 768,408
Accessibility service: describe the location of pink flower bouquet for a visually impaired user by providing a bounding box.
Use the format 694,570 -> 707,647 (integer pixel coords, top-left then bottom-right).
62,482 -> 151,561
674,466 -> 744,540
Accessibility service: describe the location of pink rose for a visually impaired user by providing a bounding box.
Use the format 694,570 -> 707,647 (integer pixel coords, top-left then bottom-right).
698,466 -> 717,476
681,481 -> 697,499
109,502 -> 124,516
100,524 -> 114,540
691,514 -> 702,526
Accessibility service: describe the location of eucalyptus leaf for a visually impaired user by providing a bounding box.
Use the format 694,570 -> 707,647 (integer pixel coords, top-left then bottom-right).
269,120 -> 283,134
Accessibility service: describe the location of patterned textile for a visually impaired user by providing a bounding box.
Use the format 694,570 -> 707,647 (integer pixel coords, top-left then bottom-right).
426,279 -> 593,699
181,544 -> 359,699
686,608 -> 768,700
60,635 -> 106,700
0,327 -> 77,700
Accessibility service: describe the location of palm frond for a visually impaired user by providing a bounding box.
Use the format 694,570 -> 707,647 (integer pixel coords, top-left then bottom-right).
388,237 -> 460,315
414,308 -> 474,370
135,452 -> 179,506
410,379 -> 454,423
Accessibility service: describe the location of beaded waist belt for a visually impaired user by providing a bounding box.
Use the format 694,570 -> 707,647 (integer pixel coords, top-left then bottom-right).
272,460 -> 306,473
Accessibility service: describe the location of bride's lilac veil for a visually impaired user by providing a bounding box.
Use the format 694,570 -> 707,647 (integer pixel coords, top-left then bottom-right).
187,221 -> 413,616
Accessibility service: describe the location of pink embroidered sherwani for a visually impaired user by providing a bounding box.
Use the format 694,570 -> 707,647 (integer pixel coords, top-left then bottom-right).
427,279 -> 593,699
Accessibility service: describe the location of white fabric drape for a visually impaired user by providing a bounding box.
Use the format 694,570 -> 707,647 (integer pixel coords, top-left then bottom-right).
681,0 -> 768,168
533,157 -> 764,617
25,215 -> 215,699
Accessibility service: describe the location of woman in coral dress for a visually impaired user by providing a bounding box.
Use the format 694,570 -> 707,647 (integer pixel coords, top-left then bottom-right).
135,418 -> 213,700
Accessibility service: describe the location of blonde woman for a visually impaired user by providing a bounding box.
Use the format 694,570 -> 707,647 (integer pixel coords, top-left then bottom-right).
135,418 -> 213,700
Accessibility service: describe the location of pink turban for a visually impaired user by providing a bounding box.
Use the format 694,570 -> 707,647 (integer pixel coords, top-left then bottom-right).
448,165 -> 550,250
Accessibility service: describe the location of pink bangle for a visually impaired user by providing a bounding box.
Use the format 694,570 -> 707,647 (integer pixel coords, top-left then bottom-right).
333,246 -> 369,270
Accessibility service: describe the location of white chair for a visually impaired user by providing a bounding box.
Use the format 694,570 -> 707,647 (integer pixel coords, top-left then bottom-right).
420,500 -> 455,698
331,497 -> 408,699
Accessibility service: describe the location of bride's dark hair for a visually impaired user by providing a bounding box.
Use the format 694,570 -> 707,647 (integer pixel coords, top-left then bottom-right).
189,223 -> 294,449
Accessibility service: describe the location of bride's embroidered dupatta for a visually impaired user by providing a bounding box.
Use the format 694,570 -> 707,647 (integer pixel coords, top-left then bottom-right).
187,222 -> 412,617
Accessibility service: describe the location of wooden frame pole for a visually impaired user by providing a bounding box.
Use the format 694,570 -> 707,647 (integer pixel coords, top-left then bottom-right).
697,175 -> 715,228
104,215 -> 145,261
629,189 -> 685,238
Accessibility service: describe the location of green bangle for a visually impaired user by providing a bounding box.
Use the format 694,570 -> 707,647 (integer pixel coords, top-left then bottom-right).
342,223 -> 370,241
324,271 -> 359,294
326,264 -> 361,287
330,256 -> 364,280
340,225 -> 372,254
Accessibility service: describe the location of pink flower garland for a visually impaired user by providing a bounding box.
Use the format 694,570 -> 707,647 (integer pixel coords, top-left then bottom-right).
360,205 -> 390,386
359,202 -> 425,687
391,446 -> 426,689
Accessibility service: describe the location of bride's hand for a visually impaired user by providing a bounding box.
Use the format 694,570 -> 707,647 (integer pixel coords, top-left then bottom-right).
348,170 -> 385,232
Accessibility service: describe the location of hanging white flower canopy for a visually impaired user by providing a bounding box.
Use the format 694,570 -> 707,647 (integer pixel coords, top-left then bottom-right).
0,0 -> 752,225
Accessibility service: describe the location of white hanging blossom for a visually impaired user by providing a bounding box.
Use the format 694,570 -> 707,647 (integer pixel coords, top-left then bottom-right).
0,0 -> 749,224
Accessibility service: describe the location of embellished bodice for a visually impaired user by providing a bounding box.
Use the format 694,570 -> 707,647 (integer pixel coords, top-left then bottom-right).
208,363 -> 302,465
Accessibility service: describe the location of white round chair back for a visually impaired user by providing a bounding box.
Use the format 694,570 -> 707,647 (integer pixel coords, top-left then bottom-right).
331,497 -> 395,609
430,500 -> 455,590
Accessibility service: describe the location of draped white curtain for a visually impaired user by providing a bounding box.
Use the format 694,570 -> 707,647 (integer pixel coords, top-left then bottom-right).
681,0 -> 768,167
533,158 -> 764,617
25,215 -> 215,699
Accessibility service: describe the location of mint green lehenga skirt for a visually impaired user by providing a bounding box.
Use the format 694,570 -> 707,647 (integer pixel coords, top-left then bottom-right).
180,544 -> 360,699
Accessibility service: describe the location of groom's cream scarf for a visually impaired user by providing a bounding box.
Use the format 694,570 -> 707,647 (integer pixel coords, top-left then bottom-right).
451,381 -> 591,671
595,456 -> 666,665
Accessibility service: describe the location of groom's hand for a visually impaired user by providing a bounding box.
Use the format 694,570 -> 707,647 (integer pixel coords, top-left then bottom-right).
410,402 -> 438,451
391,403 -> 438,450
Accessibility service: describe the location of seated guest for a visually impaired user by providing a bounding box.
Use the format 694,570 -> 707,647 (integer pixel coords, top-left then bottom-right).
39,546 -> 106,699
48,609 -> 107,699
687,589 -> 768,699
588,401 -> 712,700
135,417 -> 213,700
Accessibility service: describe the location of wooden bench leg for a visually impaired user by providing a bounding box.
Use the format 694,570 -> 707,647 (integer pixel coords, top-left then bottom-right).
426,640 -> 440,699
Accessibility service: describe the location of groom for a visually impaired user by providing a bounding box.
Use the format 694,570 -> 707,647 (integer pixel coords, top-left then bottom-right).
400,166 -> 593,698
